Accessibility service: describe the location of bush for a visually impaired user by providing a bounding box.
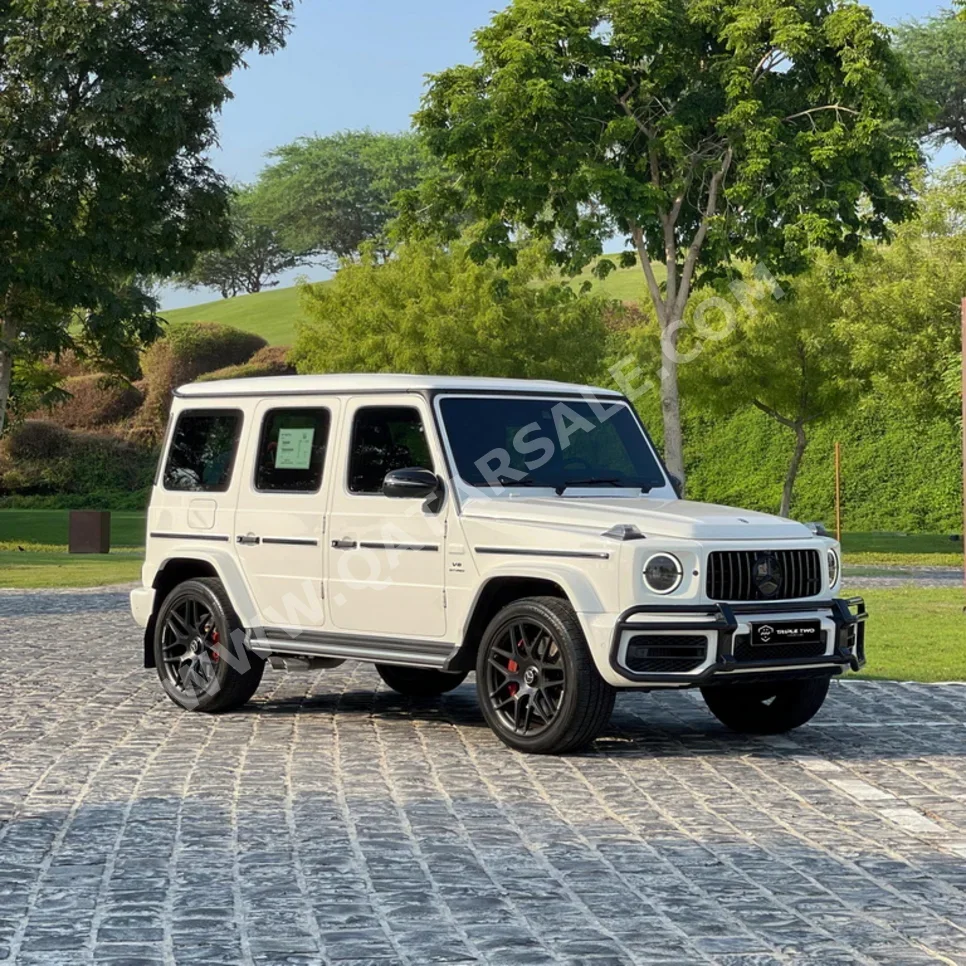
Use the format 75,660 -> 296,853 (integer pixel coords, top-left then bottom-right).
294,240 -> 608,383
0,422 -> 157,504
138,321 -> 267,434
32,374 -> 143,430
197,345 -> 296,382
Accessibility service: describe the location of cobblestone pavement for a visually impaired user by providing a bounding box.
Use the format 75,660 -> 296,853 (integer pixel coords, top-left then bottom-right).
2,589 -> 966,966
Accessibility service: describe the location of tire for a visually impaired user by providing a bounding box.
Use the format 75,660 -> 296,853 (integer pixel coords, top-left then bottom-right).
476,596 -> 615,754
376,664 -> 468,697
153,577 -> 265,714
701,675 -> 832,734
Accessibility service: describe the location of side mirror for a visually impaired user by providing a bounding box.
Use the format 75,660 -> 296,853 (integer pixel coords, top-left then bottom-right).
383,467 -> 444,511
668,474 -> 684,498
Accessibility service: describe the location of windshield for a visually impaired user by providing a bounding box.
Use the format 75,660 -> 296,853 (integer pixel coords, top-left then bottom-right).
438,396 -> 667,491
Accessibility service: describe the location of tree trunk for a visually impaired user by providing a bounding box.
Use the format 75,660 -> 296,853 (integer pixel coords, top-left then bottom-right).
660,333 -> 685,483
780,422 -> 808,518
0,317 -> 14,438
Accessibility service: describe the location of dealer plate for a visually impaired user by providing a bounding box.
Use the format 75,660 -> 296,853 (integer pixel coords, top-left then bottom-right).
750,619 -> 822,647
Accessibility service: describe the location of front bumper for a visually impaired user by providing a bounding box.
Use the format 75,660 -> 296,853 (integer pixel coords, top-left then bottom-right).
609,597 -> 867,686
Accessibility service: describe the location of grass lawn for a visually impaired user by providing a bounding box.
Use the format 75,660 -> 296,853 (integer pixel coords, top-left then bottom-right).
159,255 -> 656,347
0,550 -> 143,589
0,510 -> 146,549
854,587 -> 965,682
841,532 -> 962,567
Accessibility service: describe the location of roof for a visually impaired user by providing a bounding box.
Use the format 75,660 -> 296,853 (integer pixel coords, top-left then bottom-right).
175,373 -> 623,399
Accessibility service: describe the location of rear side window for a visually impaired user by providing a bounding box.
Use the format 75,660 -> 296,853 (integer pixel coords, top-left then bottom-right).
255,408 -> 331,493
163,410 -> 243,492
348,406 -> 434,494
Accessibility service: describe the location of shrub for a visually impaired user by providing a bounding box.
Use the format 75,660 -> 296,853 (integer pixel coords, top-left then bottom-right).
32,374 -> 143,430
138,321 -> 267,434
0,422 -> 157,504
5,420 -> 72,461
197,345 -> 296,382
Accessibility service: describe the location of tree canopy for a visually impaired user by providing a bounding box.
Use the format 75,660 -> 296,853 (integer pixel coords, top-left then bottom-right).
252,130 -> 434,264
178,189 -> 305,299
413,0 -> 924,481
0,0 -> 294,434
896,10 -> 966,152
293,239 -> 608,383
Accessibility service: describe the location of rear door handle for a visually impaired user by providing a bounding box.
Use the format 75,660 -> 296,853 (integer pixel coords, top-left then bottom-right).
331,538 -> 357,550
237,534 -> 261,546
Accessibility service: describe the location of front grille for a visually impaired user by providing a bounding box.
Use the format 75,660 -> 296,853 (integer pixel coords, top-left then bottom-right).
706,550 -> 822,601
625,634 -> 707,674
733,633 -> 827,662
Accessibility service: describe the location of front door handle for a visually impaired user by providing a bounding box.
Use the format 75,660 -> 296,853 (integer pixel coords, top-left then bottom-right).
237,534 -> 261,546
331,538 -> 357,550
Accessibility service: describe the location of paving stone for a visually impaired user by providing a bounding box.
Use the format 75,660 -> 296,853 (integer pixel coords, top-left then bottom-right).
1,587 -> 966,965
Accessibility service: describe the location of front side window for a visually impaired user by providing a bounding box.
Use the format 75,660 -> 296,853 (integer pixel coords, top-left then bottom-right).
439,396 -> 666,491
163,410 -> 243,492
255,408 -> 331,493
348,406 -> 434,494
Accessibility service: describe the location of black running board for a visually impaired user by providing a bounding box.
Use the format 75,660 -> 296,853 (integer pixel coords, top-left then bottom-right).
249,628 -> 457,669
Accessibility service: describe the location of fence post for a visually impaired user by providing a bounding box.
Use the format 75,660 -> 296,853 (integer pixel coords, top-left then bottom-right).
834,441 -> 842,544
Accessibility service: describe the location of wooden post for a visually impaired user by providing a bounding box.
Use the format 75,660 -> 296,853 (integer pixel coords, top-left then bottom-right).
834,441 -> 842,544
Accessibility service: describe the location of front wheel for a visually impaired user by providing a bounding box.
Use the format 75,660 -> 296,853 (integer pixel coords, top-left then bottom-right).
476,596 -> 615,754
153,577 -> 264,713
701,675 -> 832,734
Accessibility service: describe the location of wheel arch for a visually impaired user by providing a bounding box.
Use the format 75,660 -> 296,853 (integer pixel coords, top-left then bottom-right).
142,551 -> 255,668
446,567 -> 604,673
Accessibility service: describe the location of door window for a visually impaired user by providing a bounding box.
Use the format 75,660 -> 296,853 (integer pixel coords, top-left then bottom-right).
347,406 -> 434,494
163,410 -> 243,492
255,408 -> 331,493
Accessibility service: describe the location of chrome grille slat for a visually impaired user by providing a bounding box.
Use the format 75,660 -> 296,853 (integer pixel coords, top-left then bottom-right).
706,550 -> 822,601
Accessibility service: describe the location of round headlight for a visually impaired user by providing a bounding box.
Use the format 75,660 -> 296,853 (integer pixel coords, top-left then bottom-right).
643,553 -> 683,595
827,548 -> 840,588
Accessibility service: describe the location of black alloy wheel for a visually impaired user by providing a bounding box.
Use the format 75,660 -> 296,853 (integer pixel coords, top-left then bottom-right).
476,596 -> 615,754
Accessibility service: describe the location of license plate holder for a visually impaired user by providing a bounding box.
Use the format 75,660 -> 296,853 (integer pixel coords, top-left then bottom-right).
750,619 -> 822,647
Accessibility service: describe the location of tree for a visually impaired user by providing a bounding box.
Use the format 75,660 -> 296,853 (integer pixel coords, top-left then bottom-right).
292,239 -> 608,383
896,11 -> 966,152
684,262 -> 860,518
252,130 -> 434,264
413,0 -> 923,483
0,0 -> 294,435
178,190 -> 304,299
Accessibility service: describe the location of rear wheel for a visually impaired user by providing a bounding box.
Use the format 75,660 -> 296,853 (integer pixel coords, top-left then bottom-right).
153,578 -> 264,713
701,675 -> 832,734
375,664 -> 467,697
476,596 -> 615,754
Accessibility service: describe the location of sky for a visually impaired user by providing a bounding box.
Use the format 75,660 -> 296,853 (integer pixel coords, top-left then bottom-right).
162,0 -> 950,309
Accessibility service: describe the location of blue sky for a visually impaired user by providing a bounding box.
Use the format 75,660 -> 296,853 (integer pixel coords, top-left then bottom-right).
163,0 -> 950,309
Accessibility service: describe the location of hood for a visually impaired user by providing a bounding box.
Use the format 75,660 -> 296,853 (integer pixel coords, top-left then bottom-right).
461,495 -> 814,542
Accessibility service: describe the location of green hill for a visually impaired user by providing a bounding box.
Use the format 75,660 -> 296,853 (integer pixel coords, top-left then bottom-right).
160,256 -> 654,346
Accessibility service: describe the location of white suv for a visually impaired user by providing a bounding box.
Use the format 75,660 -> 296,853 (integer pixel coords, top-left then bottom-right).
131,374 -> 866,754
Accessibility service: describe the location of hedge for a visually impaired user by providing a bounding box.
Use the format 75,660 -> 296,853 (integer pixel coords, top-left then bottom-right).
32,374 -> 143,430
197,345 -> 296,382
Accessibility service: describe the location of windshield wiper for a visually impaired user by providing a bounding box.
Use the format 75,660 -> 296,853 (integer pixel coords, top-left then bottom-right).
555,478 -> 658,495
493,473 -> 540,487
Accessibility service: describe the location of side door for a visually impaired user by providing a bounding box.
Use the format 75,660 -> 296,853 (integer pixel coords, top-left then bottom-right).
233,399 -> 338,631
326,396 -> 447,638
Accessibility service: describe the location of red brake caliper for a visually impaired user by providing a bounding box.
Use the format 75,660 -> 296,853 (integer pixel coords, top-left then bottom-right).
507,644 -> 521,696
210,629 -> 220,662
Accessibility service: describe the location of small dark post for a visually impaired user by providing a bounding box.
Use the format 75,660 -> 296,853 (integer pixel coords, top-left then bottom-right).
834,441 -> 842,544
69,511 -> 111,554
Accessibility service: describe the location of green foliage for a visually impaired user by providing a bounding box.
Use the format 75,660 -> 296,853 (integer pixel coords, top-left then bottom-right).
680,397 -> 962,533
0,0 -> 294,433
0,422 -> 157,506
139,322 -> 267,432
293,240 -> 609,382
896,11 -> 966,151
840,164 -> 966,422
197,345 -> 296,382
253,130 -> 434,262
178,188 -> 305,298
